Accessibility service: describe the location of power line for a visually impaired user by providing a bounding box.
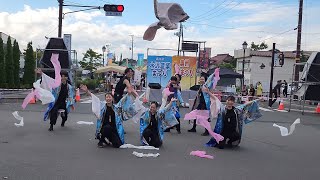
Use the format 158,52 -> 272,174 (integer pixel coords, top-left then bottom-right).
190,0 -> 240,22
192,0 -> 228,20
195,1 -> 241,22
259,28 -> 297,42
185,21 -> 278,33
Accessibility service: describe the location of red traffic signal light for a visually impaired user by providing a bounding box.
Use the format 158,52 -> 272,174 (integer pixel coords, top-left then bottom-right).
104,4 -> 124,12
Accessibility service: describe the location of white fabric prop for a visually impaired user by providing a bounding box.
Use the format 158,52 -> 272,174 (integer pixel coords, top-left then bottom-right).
273,118 -> 300,136
12,111 -> 24,127
120,144 -> 159,150
132,151 -> 160,158
143,0 -> 189,41
131,98 -> 148,123
91,93 -> 101,119
77,121 -> 94,125
33,79 -> 55,104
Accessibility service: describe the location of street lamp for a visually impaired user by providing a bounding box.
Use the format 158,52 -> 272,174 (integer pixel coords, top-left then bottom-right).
102,46 -> 106,66
241,41 -> 248,89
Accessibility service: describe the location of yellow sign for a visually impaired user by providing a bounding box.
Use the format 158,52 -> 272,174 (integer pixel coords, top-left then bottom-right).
172,56 -> 197,90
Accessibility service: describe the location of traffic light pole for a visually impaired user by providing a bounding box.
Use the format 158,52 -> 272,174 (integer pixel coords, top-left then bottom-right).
57,1 -> 112,38
58,0 -> 63,37
268,43 -> 276,107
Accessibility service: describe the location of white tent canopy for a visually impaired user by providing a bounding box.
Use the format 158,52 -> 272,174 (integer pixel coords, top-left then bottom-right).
95,65 -> 126,74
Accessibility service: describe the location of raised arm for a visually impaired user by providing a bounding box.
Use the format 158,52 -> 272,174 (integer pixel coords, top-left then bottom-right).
202,86 -> 215,98
124,79 -> 138,98
164,97 -> 178,111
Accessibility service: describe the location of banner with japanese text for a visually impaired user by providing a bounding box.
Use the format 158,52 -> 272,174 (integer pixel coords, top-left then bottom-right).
147,56 -> 172,87
172,56 -> 197,90
137,53 -> 144,67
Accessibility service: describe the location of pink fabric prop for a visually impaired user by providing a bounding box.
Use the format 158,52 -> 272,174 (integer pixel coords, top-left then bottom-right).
22,89 -> 36,109
184,110 -> 224,143
197,117 -> 224,143
50,53 -> 61,89
212,68 -> 220,89
163,88 -> 174,97
190,151 -> 214,159
174,63 -> 181,75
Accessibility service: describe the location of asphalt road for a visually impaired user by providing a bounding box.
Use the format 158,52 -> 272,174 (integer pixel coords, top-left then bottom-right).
0,95 -> 320,180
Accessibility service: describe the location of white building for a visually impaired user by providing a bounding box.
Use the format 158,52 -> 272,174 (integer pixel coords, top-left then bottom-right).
234,49 -> 296,92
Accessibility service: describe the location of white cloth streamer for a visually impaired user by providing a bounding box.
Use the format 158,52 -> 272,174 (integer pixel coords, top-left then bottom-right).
12,111 -> 24,127
120,144 -> 159,150
77,121 -> 94,125
131,98 -> 148,123
273,118 -> 300,136
91,93 -> 101,119
132,151 -> 160,158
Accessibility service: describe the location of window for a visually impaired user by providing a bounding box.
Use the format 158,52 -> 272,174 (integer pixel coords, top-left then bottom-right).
237,60 -> 250,71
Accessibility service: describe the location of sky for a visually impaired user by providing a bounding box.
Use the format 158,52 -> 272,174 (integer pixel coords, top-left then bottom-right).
0,0 -> 319,61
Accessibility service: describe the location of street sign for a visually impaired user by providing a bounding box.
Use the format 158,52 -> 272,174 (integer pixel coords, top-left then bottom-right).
105,11 -> 122,16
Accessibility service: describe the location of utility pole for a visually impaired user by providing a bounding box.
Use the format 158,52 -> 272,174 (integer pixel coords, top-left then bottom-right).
58,0 -> 64,37
129,35 -> 134,66
177,23 -> 182,56
295,0 -> 303,81
268,43 -> 276,107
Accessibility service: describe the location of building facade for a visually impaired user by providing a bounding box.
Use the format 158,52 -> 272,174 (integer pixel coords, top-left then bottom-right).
234,49 -> 296,92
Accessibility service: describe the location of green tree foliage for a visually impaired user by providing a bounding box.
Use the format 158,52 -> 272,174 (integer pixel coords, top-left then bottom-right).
23,42 -> 35,86
79,48 -> 102,73
250,42 -> 268,51
5,36 -> 14,87
13,40 -> 20,87
0,36 -> 5,87
218,57 -> 237,70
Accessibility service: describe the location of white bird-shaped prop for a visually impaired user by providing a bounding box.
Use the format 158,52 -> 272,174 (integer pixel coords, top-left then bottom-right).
143,0 -> 189,41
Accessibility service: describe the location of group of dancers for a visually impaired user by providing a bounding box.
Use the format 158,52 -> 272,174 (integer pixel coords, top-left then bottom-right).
35,66 -> 262,150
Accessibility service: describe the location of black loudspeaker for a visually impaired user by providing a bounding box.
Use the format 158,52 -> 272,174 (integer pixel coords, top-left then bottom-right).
148,83 -> 161,89
40,38 -> 70,80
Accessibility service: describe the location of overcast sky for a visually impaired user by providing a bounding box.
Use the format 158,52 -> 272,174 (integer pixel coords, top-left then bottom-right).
0,0 -> 319,60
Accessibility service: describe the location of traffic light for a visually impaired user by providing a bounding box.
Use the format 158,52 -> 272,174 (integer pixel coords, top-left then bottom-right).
279,52 -> 284,66
103,4 -> 124,12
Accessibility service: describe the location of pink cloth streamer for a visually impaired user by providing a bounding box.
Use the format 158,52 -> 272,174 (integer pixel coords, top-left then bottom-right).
212,68 -> 220,89
163,88 -> 174,97
21,89 -> 36,109
174,63 -> 181,75
184,110 -> 224,143
190,151 -> 214,159
50,53 -> 61,89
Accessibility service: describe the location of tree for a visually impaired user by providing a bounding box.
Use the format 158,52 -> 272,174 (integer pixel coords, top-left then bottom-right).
0,36 -> 5,87
250,42 -> 268,51
13,40 -> 20,87
23,42 -> 35,86
79,48 -> 102,73
218,57 -> 237,70
112,52 -> 116,63
5,36 -> 14,88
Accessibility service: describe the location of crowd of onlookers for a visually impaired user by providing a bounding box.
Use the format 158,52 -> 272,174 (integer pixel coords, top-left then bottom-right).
241,80 -> 289,103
